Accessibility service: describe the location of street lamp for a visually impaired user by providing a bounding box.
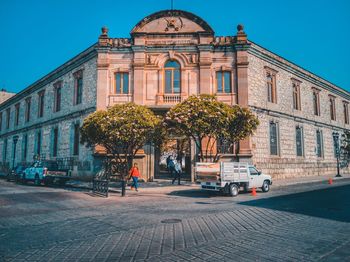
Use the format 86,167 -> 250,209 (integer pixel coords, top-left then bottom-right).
12,136 -> 19,169
333,132 -> 341,177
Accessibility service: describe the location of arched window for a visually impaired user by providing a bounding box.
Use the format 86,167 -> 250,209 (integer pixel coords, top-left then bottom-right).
164,60 -> 180,94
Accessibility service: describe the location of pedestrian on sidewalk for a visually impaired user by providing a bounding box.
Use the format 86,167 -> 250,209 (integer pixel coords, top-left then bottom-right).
129,163 -> 140,191
172,158 -> 182,185
167,155 -> 176,178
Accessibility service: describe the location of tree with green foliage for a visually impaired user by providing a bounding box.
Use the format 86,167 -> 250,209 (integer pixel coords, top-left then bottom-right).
340,130 -> 350,168
165,94 -> 259,162
80,103 -> 161,196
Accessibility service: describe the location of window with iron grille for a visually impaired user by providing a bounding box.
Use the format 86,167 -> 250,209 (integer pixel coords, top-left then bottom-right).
53,128 -> 58,157
73,124 -> 80,156
270,122 -> 279,155
22,134 -> 28,161
296,126 -> 304,157
316,130 -> 323,158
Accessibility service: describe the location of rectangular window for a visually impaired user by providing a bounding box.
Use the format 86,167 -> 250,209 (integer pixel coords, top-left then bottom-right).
316,130 -> 323,158
313,89 -> 320,116
22,134 -> 28,161
38,90 -> 45,118
266,72 -> 277,103
269,122 -> 279,155
74,70 -> 83,105
36,131 -> 41,156
216,71 -> 232,93
15,103 -> 20,126
54,81 -> 62,112
53,128 -> 58,157
73,124 -> 80,156
3,139 -> 7,162
216,137 -> 234,154
296,126 -> 304,157
329,96 -> 336,121
344,102 -> 349,124
6,108 -> 10,129
115,72 -> 129,94
25,97 -> 31,122
292,82 -> 301,110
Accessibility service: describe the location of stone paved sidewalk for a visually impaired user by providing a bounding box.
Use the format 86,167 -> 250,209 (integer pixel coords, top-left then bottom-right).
66,173 -> 350,194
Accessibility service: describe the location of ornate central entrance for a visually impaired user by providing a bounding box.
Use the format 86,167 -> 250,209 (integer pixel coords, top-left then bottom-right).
154,138 -> 191,180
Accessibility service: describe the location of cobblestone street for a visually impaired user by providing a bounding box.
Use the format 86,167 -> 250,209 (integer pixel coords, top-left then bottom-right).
0,178 -> 350,261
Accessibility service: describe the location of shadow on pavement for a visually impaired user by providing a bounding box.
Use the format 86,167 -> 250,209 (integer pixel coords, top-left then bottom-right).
238,184 -> 350,223
168,189 -> 224,198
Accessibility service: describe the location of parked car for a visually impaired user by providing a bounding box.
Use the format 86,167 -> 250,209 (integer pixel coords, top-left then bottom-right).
21,160 -> 71,186
195,162 -> 272,197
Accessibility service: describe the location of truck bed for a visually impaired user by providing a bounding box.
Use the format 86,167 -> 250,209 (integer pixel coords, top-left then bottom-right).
196,162 -> 249,183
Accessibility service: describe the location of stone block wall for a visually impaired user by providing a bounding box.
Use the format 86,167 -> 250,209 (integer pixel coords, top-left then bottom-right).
0,53 -> 97,176
248,47 -> 350,179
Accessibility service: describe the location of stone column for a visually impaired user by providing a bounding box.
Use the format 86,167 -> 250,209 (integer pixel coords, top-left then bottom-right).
96,27 -> 111,110
235,25 -> 253,161
198,46 -> 212,94
132,47 -> 146,104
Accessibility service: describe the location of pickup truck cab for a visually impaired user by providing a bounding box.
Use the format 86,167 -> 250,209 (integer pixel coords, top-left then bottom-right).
21,161 -> 71,186
195,162 -> 272,197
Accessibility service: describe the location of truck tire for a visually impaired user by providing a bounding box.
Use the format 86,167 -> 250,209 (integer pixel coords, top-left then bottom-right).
262,180 -> 270,192
229,184 -> 239,197
34,174 -> 41,186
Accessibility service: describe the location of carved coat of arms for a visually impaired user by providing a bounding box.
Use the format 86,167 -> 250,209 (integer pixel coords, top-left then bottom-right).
164,17 -> 183,32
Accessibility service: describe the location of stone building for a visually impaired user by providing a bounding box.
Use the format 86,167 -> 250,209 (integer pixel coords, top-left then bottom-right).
0,89 -> 16,104
0,10 -> 349,180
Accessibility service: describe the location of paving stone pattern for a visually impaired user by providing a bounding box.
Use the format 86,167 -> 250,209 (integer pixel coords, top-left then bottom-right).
1,180 -> 350,261
2,206 -> 349,261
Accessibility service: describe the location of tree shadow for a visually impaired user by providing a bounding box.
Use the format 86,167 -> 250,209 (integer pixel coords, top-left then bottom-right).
238,184 -> 350,223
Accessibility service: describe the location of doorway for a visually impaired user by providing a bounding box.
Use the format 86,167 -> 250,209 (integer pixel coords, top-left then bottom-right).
154,138 -> 191,180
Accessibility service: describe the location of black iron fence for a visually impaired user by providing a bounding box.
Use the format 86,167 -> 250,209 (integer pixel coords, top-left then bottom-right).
92,168 -> 109,197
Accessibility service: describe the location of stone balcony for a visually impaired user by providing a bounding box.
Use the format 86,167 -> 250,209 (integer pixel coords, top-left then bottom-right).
156,93 -> 188,105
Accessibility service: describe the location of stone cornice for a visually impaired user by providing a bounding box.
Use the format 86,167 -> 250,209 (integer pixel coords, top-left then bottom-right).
248,42 -> 350,101
0,44 -> 98,111
0,107 -> 96,139
250,105 -> 350,132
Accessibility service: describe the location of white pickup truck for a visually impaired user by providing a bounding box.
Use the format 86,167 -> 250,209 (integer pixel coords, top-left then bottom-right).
21,161 -> 71,186
195,162 -> 272,197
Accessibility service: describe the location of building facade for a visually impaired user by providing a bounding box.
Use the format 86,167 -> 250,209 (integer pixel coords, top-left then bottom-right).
0,10 -> 349,180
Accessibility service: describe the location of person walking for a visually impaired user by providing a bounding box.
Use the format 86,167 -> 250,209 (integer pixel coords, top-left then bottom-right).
129,163 -> 140,191
167,155 -> 175,178
172,158 -> 182,185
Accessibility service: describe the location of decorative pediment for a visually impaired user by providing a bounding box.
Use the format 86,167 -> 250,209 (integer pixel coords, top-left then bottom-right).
131,10 -> 214,35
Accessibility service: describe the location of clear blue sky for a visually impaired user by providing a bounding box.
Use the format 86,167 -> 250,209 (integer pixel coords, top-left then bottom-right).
0,0 -> 349,93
